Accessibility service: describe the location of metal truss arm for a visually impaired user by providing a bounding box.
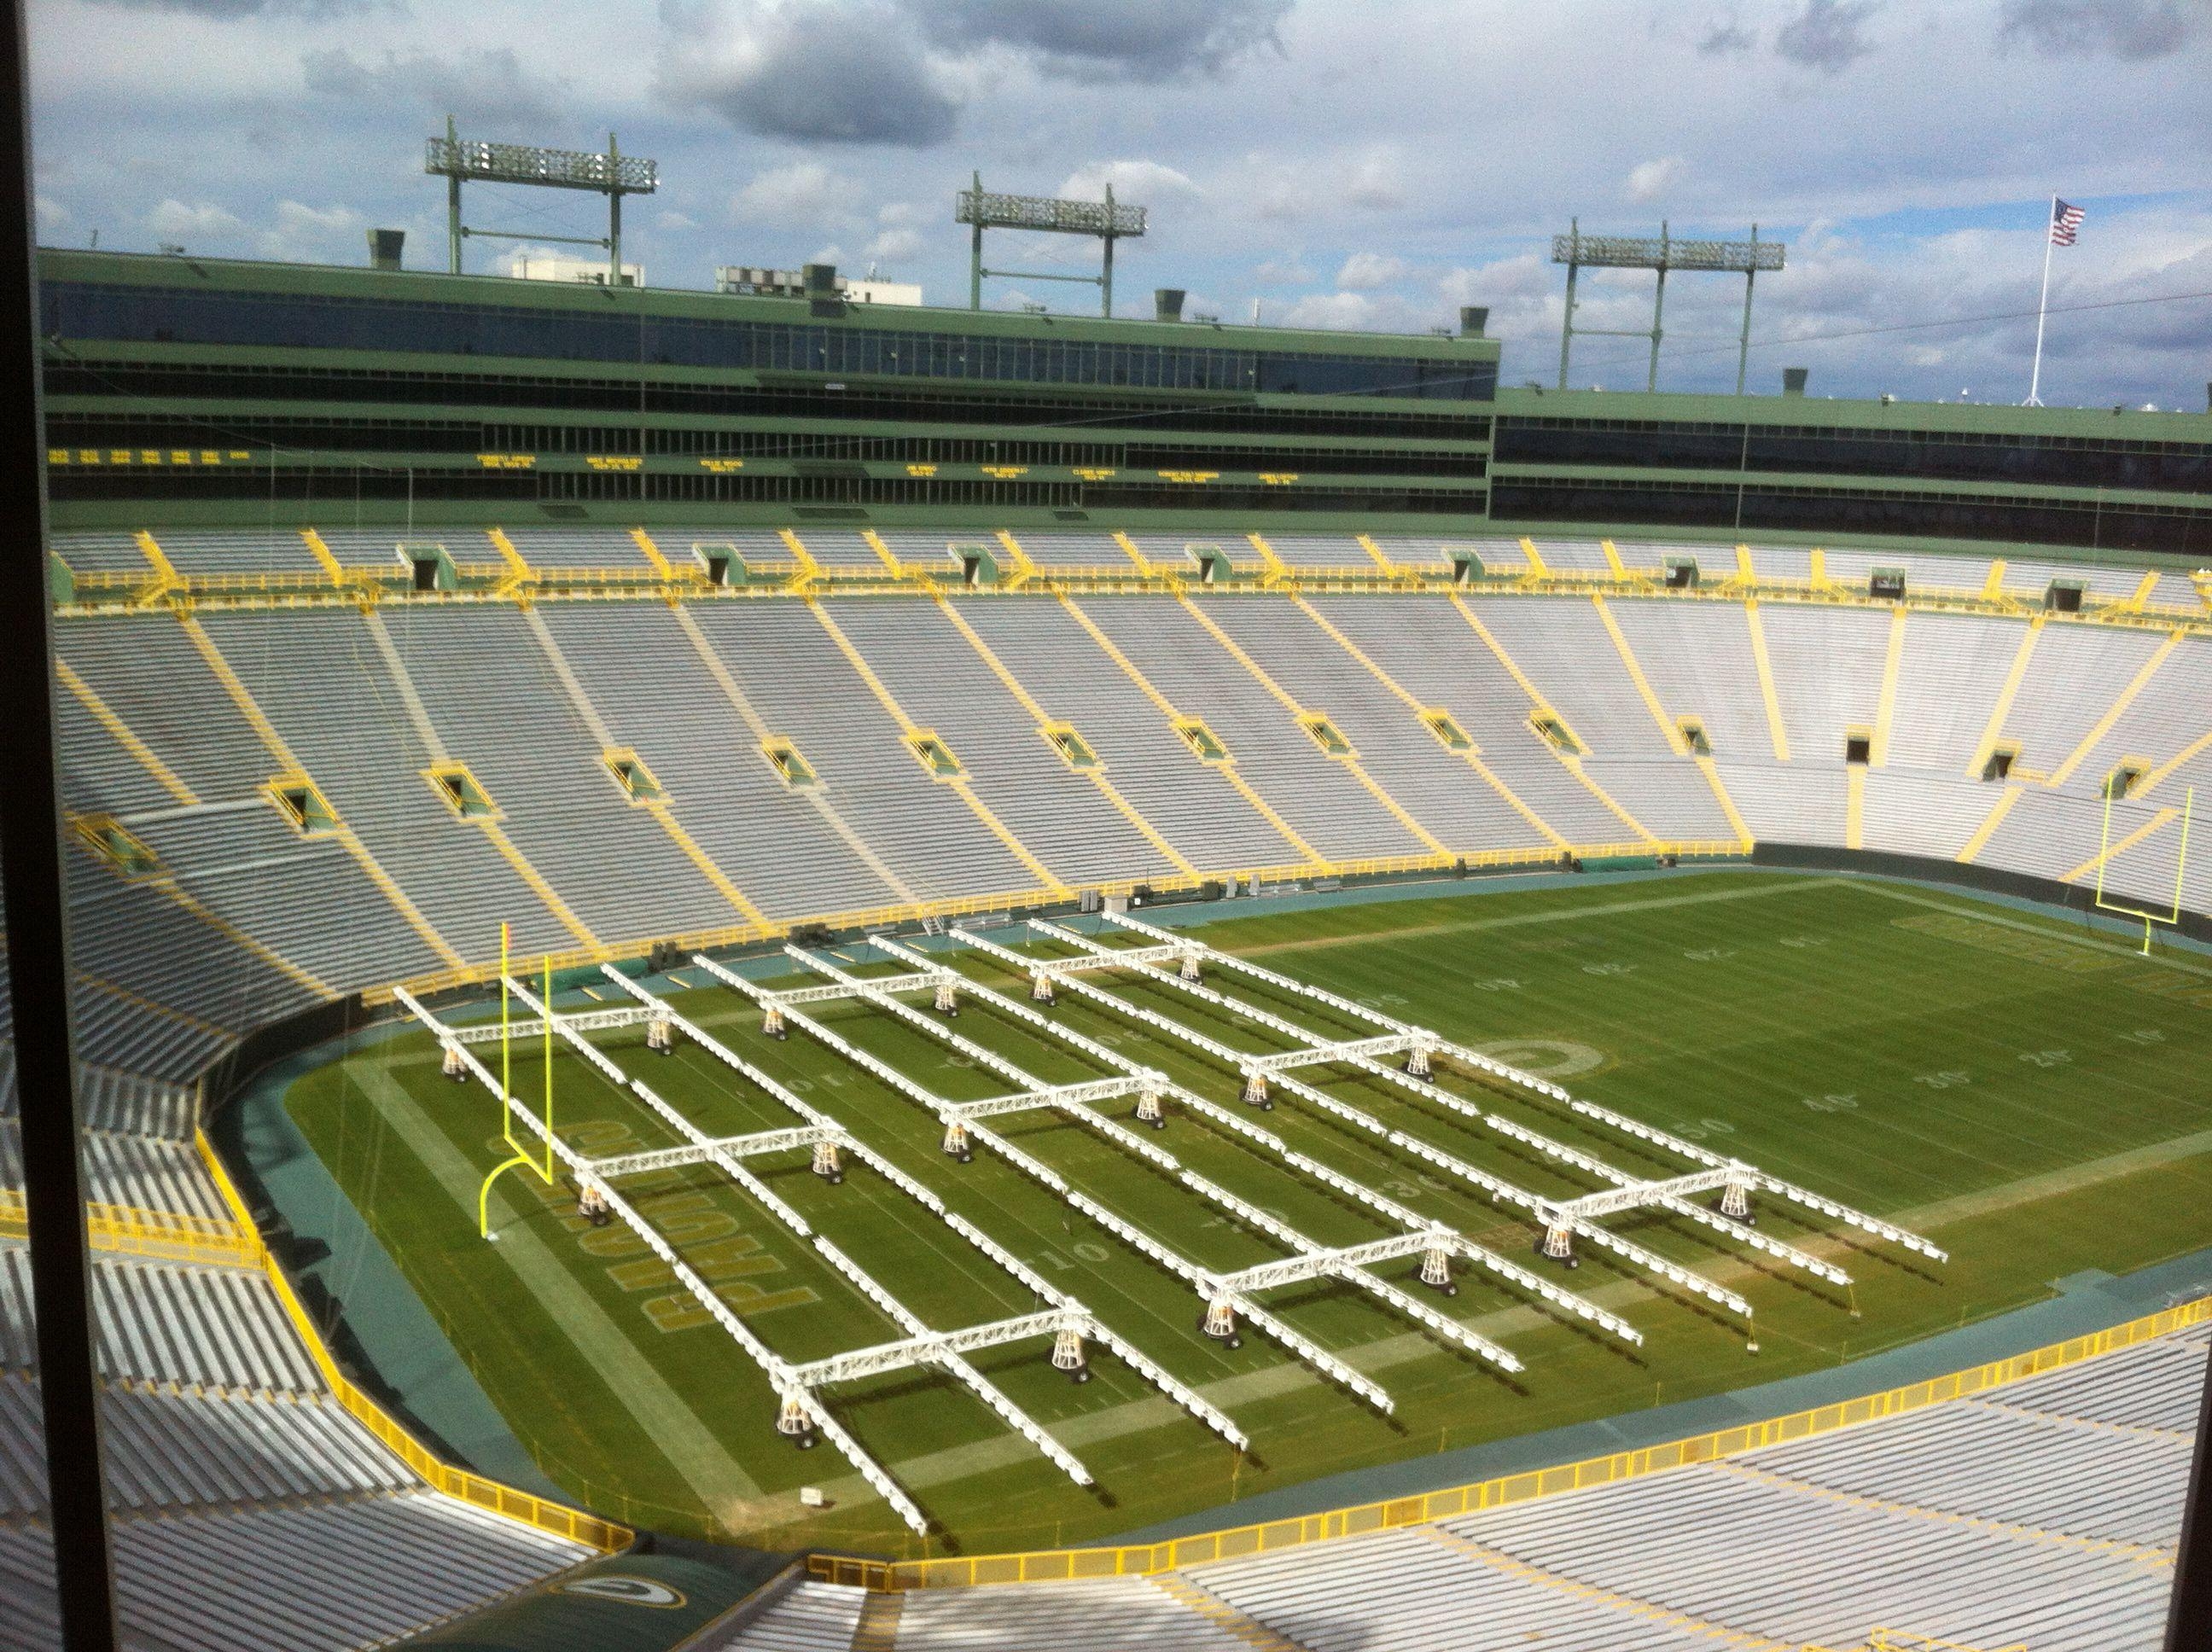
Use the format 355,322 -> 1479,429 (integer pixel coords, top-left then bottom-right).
383,991 -> 967,1529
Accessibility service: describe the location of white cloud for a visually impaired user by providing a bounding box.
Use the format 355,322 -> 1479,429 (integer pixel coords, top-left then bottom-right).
1342,147 -> 1407,211
733,161 -> 864,227
1057,159 -> 1201,202
1278,291 -> 1376,329
1254,254 -> 1313,284
35,195 -> 68,234
1249,146 -> 1406,224
1625,156 -> 1686,203
657,209 -> 701,231
255,199 -> 361,259
865,226 -> 924,262
810,243 -> 845,265
1335,251 -> 1406,289
1438,253 -> 1551,308
144,199 -> 242,241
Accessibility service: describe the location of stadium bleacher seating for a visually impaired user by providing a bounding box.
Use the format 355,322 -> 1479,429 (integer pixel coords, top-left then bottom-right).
719,1318 -> 2208,1651
0,1493 -> 592,1652
11,526 -> 2211,1649
0,1219 -> 599,1645
21,535 -> 2212,1100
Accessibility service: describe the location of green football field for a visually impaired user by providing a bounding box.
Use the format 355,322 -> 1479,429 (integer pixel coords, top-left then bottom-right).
285,869 -> 2212,1557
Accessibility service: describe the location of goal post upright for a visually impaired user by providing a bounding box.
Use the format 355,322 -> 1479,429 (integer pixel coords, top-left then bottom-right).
541,951 -> 556,1182
477,925 -> 558,1238
2093,784 -> 2195,954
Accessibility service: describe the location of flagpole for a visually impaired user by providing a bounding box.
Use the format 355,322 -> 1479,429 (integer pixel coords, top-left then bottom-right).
2025,193 -> 2056,406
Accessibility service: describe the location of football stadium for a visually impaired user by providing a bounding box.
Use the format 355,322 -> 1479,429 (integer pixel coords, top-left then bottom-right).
7,49 -> 2212,1652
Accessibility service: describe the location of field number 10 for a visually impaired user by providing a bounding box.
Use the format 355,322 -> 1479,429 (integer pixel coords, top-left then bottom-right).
1034,1242 -> 1113,1269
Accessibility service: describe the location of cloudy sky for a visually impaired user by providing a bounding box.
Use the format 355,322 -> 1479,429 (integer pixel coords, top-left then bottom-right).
25,0 -> 2212,407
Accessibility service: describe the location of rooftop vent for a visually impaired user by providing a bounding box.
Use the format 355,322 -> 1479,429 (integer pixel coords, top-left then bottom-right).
1782,366 -> 1808,398
1155,288 -> 1186,322
802,262 -> 837,294
366,228 -> 405,272
1459,305 -> 1488,338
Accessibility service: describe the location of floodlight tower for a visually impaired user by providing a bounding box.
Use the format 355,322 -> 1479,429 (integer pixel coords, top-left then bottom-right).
957,172 -> 1148,317
1552,219 -> 1786,393
425,115 -> 659,283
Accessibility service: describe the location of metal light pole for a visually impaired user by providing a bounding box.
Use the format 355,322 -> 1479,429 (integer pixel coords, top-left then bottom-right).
1553,223 -> 1786,393
958,176 -> 1147,317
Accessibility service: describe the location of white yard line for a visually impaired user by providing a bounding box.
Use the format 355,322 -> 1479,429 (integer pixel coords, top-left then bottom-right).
355,1061 -> 771,1518
1849,880 -> 2212,982
1227,876 -> 1844,962
794,1116 -> 2212,1505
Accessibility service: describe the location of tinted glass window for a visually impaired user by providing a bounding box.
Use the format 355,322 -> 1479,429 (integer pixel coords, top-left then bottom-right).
43,282 -> 1496,401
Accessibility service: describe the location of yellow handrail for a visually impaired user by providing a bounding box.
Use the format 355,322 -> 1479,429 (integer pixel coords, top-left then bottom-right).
0,1190 -> 259,1268
49,537 -> 2212,642
812,1293 -> 2212,1590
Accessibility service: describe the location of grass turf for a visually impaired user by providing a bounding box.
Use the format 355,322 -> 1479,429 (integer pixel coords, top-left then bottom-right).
284,870 -> 2212,1556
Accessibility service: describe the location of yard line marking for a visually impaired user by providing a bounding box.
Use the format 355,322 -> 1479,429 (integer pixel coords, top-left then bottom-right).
1223,876 -> 1844,962
1889,1124 -> 2212,1232
790,1107 -> 2212,1504
1848,880 -> 2212,983
352,1061 -> 770,1517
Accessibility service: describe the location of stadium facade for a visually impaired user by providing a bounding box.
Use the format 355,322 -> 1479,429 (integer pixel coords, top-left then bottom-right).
36,246 -> 2212,556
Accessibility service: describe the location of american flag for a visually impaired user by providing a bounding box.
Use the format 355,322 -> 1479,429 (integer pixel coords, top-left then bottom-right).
2051,199 -> 2085,246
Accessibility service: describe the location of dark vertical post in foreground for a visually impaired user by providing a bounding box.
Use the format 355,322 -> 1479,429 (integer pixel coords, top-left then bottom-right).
2168,1341 -> 2212,1650
0,3 -> 120,1645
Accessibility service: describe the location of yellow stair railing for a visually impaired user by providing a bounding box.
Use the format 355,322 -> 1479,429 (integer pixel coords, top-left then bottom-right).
1179,593 -> 1452,858
1058,593 -> 1326,870
933,594 -> 1199,878
808,598 -> 1070,894
176,613 -> 467,969
1292,595 -> 1570,852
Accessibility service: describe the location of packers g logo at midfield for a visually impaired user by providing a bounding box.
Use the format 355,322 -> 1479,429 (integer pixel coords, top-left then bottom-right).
553,1575 -> 689,1608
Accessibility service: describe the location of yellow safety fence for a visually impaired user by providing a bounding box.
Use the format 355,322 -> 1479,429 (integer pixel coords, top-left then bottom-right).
187,1131 -> 632,1554
0,1190 -> 259,1269
808,1293 -> 2212,1591
1866,1632 -> 2028,1652
55,546 -> 2212,639
3,1153 -> 628,1550
363,841 -> 1745,1005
